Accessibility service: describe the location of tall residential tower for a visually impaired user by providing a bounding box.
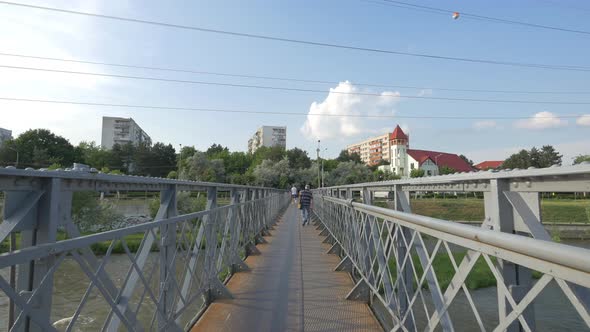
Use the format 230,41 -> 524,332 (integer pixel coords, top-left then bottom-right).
248,126 -> 287,153
101,117 -> 152,149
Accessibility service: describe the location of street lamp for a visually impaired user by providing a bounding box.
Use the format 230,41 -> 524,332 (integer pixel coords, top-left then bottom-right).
316,140 -> 321,188
7,147 -> 19,168
178,143 -> 183,179
321,147 -> 327,188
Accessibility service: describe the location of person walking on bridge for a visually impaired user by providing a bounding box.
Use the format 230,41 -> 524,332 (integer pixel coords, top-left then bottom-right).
291,184 -> 298,204
299,184 -> 313,226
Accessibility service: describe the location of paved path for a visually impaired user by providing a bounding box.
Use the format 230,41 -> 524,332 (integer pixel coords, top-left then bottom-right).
192,204 -> 382,332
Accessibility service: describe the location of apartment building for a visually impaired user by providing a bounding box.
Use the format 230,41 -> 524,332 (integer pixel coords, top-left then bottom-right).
346,133 -> 391,166
0,127 -> 12,146
248,126 -> 287,153
101,117 -> 152,149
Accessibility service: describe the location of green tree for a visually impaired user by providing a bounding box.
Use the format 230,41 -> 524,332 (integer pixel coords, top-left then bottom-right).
503,149 -> 531,169
574,155 -> 590,164
224,151 -> 252,175
538,145 -> 562,167
322,159 -> 339,173
253,159 -> 291,188
0,129 -> 76,167
205,144 -> 229,158
251,146 -> 286,164
148,142 -> 177,177
326,161 -> 372,185
410,169 -> 425,178
439,166 -> 456,175
185,151 -> 226,182
459,154 -> 474,167
337,150 -> 362,164
503,145 -> 562,169
76,141 -> 111,169
286,148 -> 312,169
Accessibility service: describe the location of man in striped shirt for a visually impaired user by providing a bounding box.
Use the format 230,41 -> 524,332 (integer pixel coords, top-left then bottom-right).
299,184 -> 313,226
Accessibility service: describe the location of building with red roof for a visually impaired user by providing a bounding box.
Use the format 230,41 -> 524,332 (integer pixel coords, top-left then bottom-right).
349,125 -> 476,178
474,160 -> 503,170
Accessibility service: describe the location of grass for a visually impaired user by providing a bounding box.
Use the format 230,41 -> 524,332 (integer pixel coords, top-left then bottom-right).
0,232 -> 152,255
375,198 -> 590,224
386,252 -> 542,292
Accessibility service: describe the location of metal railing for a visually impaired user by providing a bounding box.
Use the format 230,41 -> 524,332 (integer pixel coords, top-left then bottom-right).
313,163 -> 590,332
0,167 -> 289,331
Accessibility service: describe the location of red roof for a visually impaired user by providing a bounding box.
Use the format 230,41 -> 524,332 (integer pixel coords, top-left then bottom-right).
407,149 -> 474,172
474,160 -> 503,170
390,125 -> 408,140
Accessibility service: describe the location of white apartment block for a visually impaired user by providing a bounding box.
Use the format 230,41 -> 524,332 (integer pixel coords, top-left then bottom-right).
248,126 -> 287,153
346,133 -> 391,166
0,127 -> 13,146
101,117 -> 152,149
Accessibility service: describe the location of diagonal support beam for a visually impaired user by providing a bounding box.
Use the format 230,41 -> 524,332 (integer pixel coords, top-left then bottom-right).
0,190 -> 44,244
326,242 -> 341,255
107,187 -> 178,331
334,256 -> 353,273
346,279 -> 371,303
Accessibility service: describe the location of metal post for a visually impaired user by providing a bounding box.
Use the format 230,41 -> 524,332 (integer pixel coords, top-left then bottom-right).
393,184 -> 415,331
158,185 -> 178,330
7,178 -> 62,332
178,144 -> 182,179
485,179 -> 534,332
317,139 -> 321,189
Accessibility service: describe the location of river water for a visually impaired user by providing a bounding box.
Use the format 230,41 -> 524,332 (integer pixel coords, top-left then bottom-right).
0,253 -> 205,331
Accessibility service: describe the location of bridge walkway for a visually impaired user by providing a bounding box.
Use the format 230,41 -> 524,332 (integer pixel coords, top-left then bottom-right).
192,204 -> 381,332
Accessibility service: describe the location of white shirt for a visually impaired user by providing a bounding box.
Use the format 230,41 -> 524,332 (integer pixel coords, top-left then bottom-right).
291,187 -> 297,195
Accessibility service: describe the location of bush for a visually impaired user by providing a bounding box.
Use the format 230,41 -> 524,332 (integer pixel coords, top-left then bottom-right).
72,192 -> 124,233
149,192 -> 207,218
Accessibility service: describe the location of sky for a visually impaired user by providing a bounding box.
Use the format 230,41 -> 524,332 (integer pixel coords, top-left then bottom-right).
0,0 -> 589,164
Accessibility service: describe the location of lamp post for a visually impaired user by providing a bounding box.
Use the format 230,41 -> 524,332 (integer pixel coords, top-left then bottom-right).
178,144 -> 183,179
8,147 -> 19,168
321,147 -> 327,188
316,140 -> 321,188
434,153 -> 443,175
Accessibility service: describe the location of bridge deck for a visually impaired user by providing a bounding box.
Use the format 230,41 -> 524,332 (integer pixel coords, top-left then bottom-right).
192,204 -> 382,332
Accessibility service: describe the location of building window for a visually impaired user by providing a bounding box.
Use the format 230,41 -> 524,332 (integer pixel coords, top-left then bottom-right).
427,170 -> 432,176
411,163 -> 415,169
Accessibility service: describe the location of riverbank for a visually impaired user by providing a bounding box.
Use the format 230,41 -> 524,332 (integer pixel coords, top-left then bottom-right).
408,198 -> 590,224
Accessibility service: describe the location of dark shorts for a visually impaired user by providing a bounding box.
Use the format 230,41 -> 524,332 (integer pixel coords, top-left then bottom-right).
292,194 -> 297,198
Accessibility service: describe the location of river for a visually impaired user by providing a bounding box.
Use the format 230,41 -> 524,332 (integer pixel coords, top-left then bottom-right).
0,253 -> 205,331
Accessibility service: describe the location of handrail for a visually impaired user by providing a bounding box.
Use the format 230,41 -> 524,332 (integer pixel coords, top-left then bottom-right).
0,166 -> 285,192
320,163 -> 590,190
0,169 -> 290,331
314,189 -> 590,331
322,195 -> 590,279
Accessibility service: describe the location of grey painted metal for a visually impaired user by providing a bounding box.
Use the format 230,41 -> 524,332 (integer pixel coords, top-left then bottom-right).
322,163 -> 590,193
313,164 -> 590,331
0,168 -> 289,331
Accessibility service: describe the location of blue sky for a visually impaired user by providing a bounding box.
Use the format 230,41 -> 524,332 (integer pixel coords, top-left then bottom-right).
1,0 -> 589,164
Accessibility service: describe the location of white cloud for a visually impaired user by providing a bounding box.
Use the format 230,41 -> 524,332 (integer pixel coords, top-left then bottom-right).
473,120 -> 497,129
514,111 -> 567,130
301,81 -> 400,140
577,114 -> 590,126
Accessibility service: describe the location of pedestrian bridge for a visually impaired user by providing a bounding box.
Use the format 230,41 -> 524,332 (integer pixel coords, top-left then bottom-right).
1,164 -> 590,331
